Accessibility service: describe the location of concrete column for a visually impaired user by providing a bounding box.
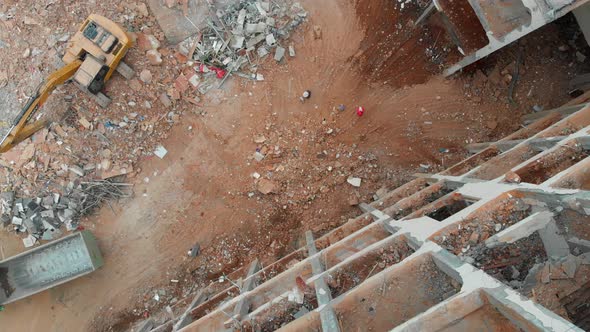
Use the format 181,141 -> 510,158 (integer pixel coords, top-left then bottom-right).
574,2 -> 590,47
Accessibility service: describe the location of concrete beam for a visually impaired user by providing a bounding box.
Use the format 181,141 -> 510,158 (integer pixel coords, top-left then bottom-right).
574,2 -> 590,47
466,136 -> 566,154
485,211 -> 554,248
305,231 -> 318,257
358,204 -> 399,234
359,202 -> 384,220
242,259 -> 261,294
231,259 -> 262,322
522,104 -> 587,125
305,231 -> 341,332
574,135 -> 590,150
370,178 -> 430,210
173,290 -> 207,331
414,2 -> 436,27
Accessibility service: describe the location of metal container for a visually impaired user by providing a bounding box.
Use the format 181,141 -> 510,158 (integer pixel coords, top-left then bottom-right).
0,230 -> 103,305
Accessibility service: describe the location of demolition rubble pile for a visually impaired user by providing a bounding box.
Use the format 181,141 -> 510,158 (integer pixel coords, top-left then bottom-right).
0,180 -> 131,248
176,0 -> 307,93
0,121 -> 138,249
0,0 -> 309,248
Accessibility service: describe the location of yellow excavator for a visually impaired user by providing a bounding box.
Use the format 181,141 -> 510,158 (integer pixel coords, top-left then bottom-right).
0,14 -> 135,153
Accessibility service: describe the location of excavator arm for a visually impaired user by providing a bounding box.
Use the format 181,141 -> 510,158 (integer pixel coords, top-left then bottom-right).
0,59 -> 82,153
0,14 -> 133,154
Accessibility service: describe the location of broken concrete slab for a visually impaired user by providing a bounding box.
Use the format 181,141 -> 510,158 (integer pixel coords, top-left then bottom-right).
23,217 -> 39,234
230,35 -> 245,49
11,215 -> 22,225
146,49 -> 163,65
562,255 -> 579,278
246,34 -> 266,49
22,234 -> 37,248
257,46 -> 269,58
293,306 -> 309,319
41,195 -> 54,209
154,145 -> 168,159
237,9 -> 247,28
274,46 -> 285,62
246,22 -> 267,35
265,33 -> 276,46
253,151 -> 265,162
347,177 -> 362,187
40,210 -> 54,219
538,219 -> 571,259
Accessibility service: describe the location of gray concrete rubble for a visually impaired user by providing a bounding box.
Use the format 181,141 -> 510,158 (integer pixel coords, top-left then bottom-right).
175,0 -> 307,94
1,181 -> 131,248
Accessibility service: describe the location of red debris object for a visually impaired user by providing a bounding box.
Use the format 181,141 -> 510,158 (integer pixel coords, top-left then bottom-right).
210,67 -> 227,79
295,276 -> 314,296
76,225 -> 85,231
356,106 -> 365,117
197,64 -> 227,79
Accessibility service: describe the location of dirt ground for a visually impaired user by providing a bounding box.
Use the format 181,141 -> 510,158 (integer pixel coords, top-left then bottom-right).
0,0 -> 587,331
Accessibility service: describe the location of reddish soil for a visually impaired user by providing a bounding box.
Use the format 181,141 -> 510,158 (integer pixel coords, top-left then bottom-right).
0,0 -> 587,331
436,0 -> 489,53
515,144 -> 590,184
352,0 -> 455,85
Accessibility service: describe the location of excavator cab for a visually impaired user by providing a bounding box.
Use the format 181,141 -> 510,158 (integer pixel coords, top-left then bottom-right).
0,14 -> 134,153
65,14 -> 135,105
75,55 -> 110,94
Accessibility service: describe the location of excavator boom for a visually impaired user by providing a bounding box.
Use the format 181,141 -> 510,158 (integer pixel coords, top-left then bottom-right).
0,60 -> 82,153
0,14 -> 133,154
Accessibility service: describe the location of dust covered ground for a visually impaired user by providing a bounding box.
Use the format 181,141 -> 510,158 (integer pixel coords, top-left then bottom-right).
0,0 -> 588,331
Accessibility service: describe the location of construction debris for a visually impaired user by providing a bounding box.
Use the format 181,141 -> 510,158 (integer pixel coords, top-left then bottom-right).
176,0 -> 307,92
2,0 -> 590,330
1,180 -> 131,247
347,177 -> 362,187
154,145 -> 168,159
188,243 -> 201,258
257,178 -> 277,194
